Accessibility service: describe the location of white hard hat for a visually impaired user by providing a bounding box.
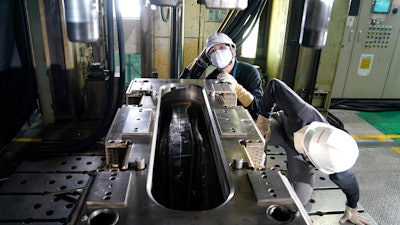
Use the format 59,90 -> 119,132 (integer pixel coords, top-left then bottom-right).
293,121 -> 359,174
205,33 -> 236,55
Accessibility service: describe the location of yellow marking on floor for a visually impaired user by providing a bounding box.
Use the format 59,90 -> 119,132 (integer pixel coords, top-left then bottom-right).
352,134 -> 400,142
392,146 -> 400,154
352,135 -> 400,154
14,138 -> 42,142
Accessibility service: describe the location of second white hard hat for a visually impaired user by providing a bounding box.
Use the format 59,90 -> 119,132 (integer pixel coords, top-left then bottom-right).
294,121 -> 359,174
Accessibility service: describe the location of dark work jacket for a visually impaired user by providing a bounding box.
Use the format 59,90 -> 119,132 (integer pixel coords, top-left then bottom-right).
206,60 -> 263,120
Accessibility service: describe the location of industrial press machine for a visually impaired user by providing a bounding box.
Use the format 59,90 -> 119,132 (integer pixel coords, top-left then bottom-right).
0,0 -> 381,224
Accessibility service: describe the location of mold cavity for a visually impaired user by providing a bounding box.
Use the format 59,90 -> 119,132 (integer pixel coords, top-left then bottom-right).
266,205 -> 295,222
87,209 -> 119,225
150,84 -> 231,211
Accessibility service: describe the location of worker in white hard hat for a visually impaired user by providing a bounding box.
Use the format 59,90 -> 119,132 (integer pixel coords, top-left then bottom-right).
205,32 -> 263,120
256,78 -> 370,225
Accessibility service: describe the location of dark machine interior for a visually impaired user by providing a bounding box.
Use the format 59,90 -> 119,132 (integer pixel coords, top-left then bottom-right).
0,0 -> 37,152
152,86 -> 225,211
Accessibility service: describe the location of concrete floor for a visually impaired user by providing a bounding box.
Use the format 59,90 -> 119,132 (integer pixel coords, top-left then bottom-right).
329,109 -> 400,225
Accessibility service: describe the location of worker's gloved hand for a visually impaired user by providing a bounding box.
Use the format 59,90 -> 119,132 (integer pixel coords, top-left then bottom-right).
217,72 -> 238,89
339,205 -> 371,225
217,73 -> 254,107
256,114 -> 271,141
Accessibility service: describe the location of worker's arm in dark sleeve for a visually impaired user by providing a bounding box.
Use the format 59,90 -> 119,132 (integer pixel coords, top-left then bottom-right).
242,68 -> 263,119
329,168 -> 360,208
259,78 -> 309,119
259,78 -> 327,133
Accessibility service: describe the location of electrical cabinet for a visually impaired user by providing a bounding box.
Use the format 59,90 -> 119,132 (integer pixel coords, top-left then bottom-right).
332,0 -> 400,99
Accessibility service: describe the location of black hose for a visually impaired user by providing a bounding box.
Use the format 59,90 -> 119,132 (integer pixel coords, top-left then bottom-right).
328,99 -> 400,133
179,0 -> 268,79
327,112 -> 346,132
330,99 -> 400,112
222,0 -> 266,46
115,0 -> 126,108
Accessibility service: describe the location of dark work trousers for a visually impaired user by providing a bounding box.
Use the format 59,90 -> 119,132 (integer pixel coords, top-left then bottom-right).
259,78 -> 360,209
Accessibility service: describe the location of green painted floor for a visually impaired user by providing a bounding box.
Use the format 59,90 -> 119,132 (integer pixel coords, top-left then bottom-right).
357,111 -> 400,142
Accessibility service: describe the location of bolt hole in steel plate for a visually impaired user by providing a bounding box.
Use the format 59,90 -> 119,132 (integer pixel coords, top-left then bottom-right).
87,208 -> 119,225
266,205 -> 295,222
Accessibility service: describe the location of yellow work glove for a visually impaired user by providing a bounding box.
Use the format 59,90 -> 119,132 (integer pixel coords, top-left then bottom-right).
340,205 -> 371,225
217,73 -> 254,107
255,114 -> 271,141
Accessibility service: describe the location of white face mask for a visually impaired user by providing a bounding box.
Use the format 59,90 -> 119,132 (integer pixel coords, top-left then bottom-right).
210,49 -> 233,69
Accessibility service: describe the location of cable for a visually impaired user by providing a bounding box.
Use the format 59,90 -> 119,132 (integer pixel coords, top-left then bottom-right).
222,0 -> 267,47
179,0 -> 268,79
115,0 -> 126,108
327,112 -> 346,132
330,99 -> 400,112
328,99 -> 400,133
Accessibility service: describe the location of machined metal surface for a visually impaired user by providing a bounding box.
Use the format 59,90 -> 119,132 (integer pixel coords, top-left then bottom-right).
2,79 -> 314,225
79,79 -> 311,224
309,190 -> 376,225
214,108 -> 248,137
309,189 -> 365,214
241,140 -> 265,170
86,171 -> 131,207
15,155 -> 105,172
105,106 -> 152,169
0,195 -> 77,221
247,170 -> 293,203
0,173 -> 89,194
264,145 -> 338,189
211,82 -> 237,107
122,107 -> 152,138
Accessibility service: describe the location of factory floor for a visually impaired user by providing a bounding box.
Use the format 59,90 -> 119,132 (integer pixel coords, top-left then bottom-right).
326,109 -> 400,225
0,108 -> 399,224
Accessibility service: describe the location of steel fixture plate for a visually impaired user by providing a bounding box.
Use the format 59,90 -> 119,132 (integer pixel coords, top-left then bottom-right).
86,171 -> 132,207
15,155 -> 105,172
309,189 -> 365,214
213,108 -> 248,137
0,173 -> 89,194
0,195 -> 76,221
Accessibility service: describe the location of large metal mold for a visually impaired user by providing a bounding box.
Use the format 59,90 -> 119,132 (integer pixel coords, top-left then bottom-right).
147,83 -> 233,211
75,79 -> 313,225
